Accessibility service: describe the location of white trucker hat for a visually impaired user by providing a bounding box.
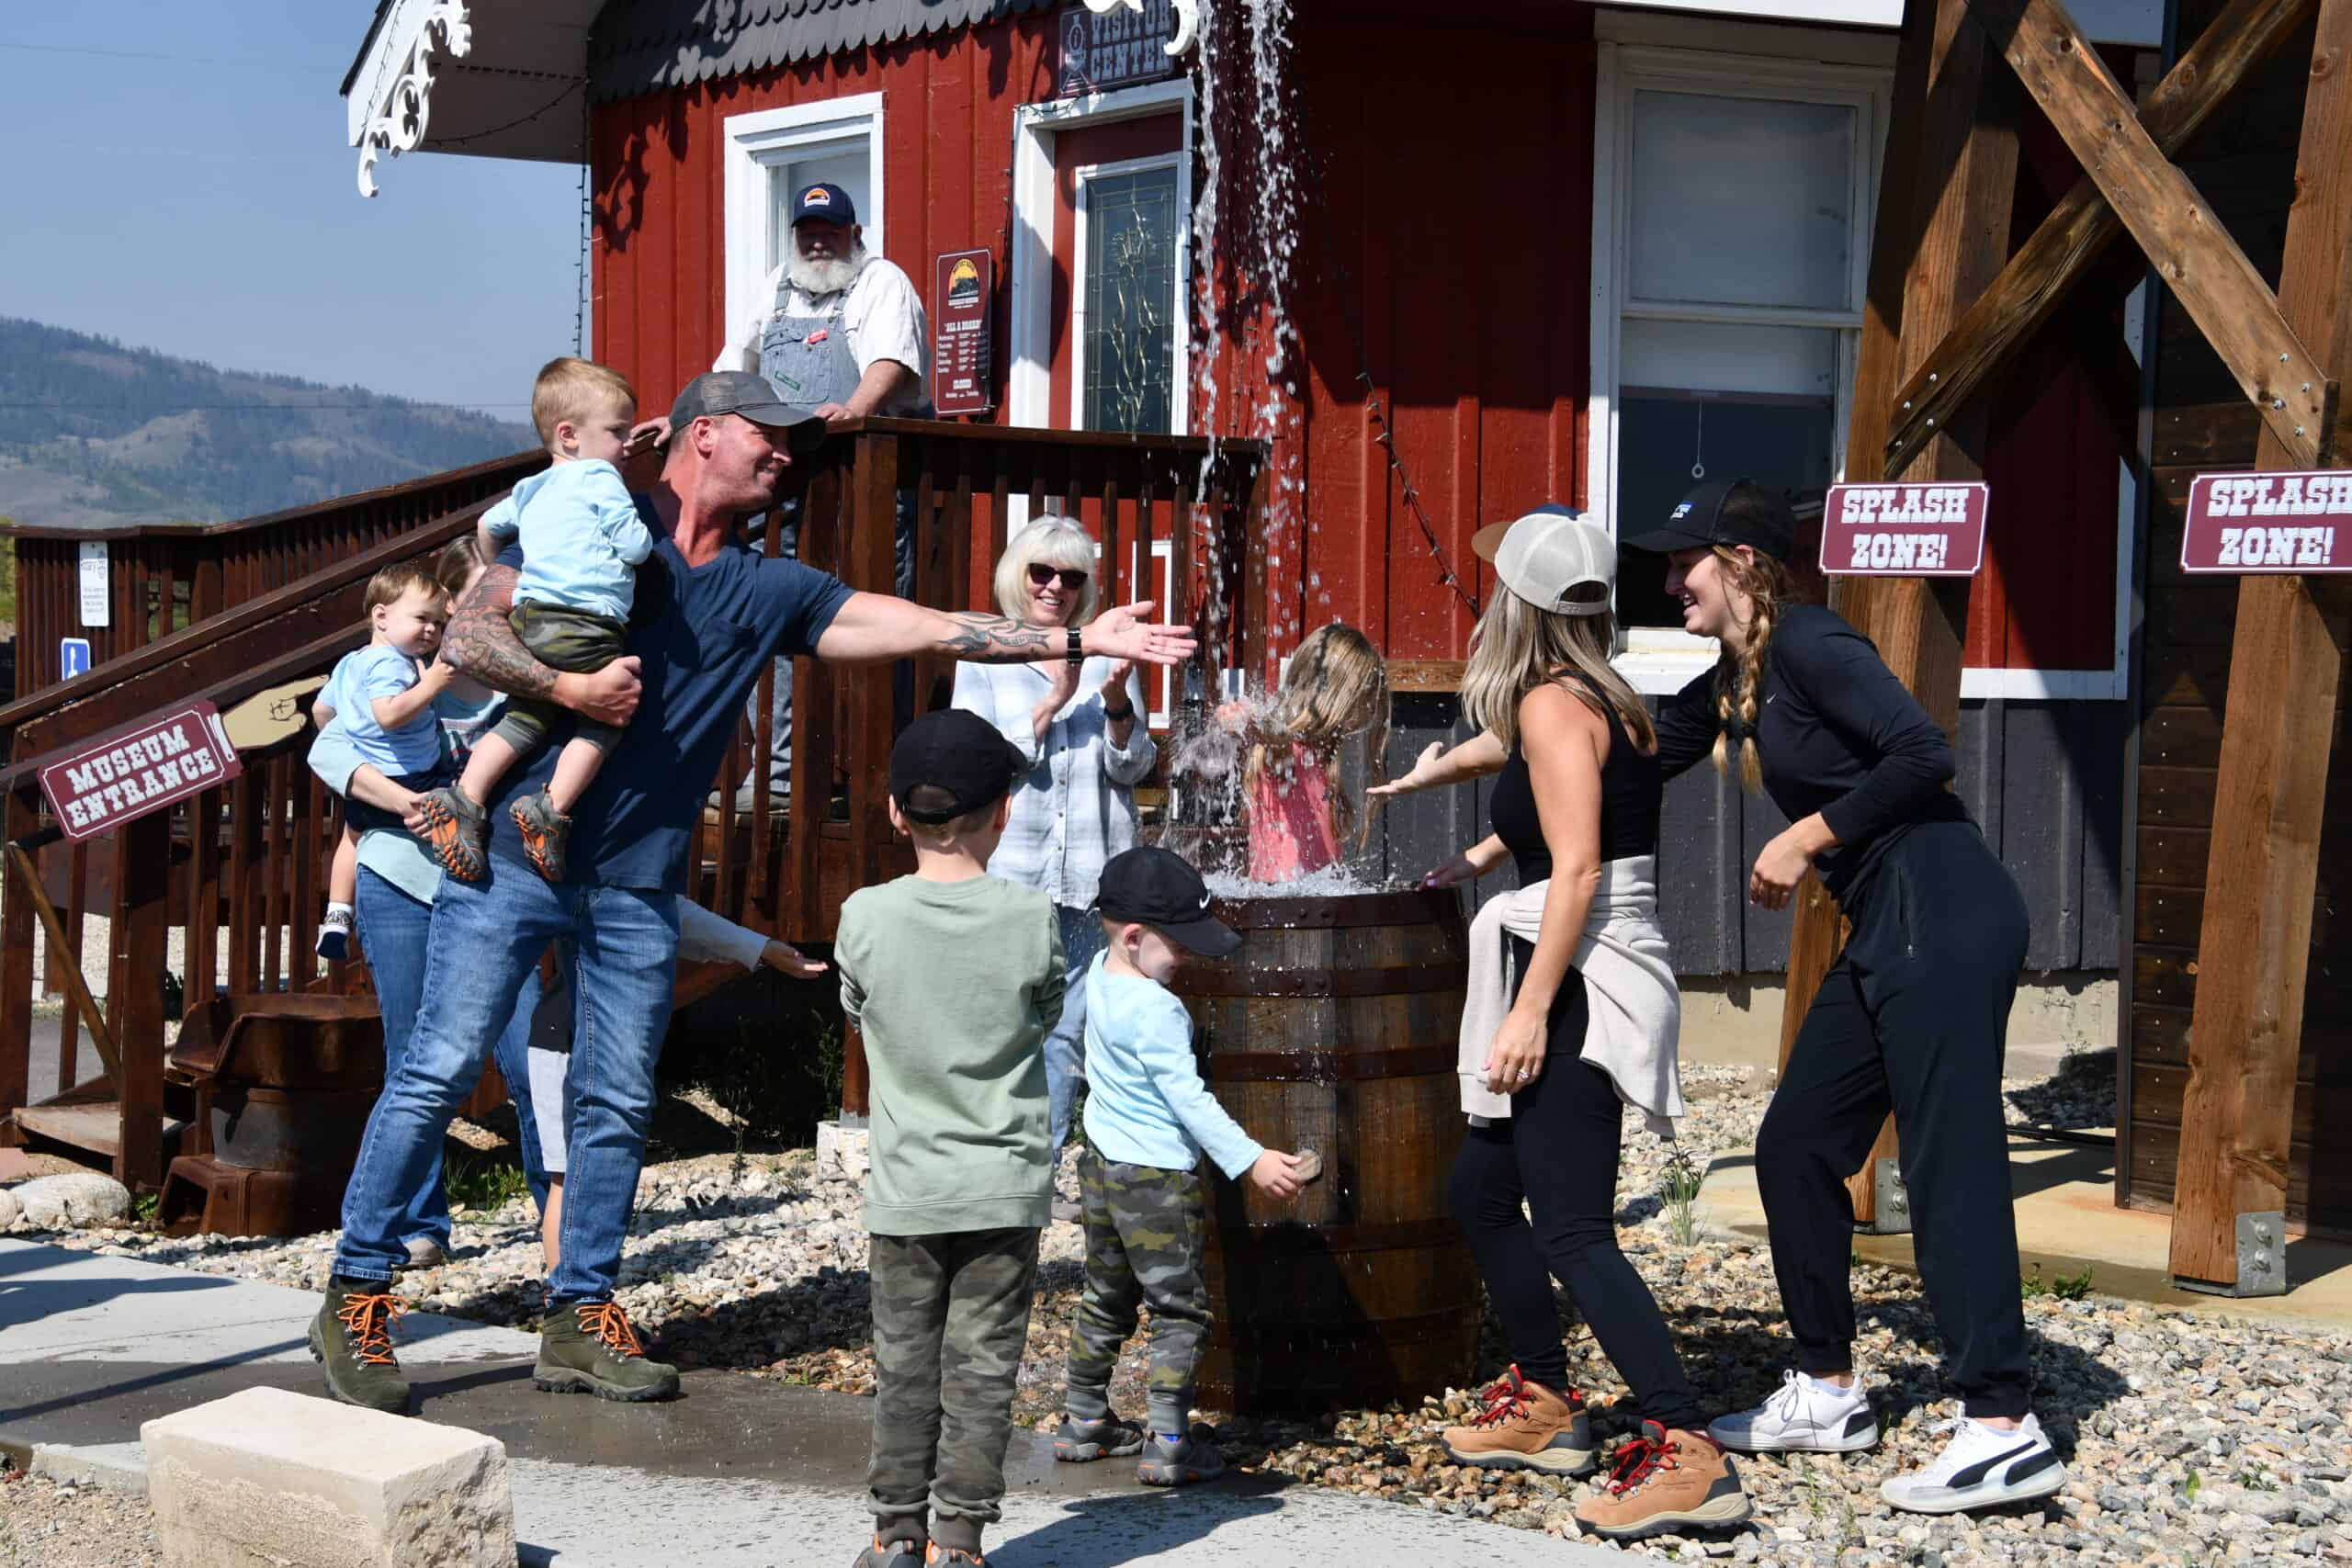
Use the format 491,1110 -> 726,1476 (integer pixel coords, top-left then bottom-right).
1469,505 -> 1614,615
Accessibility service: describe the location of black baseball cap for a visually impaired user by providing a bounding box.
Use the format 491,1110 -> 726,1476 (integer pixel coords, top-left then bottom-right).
789,182 -> 857,226
1097,846 -> 1241,957
888,709 -> 1029,825
668,372 -> 825,442
1623,478 -> 1796,561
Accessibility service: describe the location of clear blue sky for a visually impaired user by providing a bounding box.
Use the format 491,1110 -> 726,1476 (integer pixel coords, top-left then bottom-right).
0,3 -> 581,419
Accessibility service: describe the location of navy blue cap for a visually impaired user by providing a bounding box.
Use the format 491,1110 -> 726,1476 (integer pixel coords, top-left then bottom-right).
789,182 -> 857,227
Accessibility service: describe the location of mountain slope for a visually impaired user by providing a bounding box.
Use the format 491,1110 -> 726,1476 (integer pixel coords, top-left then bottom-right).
0,318 -> 537,530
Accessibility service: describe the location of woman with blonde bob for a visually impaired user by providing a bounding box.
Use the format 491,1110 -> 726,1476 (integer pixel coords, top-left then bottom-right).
1373,506 -> 1748,1543
952,514 -> 1156,1153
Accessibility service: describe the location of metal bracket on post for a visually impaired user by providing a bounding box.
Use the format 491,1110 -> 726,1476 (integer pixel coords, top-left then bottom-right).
2176,1212 -> 2289,1298
1864,1161 -> 1915,1236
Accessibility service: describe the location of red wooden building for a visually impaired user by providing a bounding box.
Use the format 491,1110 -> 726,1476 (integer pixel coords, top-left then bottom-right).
344,0 -> 2151,986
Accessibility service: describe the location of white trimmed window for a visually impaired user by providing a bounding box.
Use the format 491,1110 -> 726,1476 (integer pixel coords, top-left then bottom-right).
1591,41 -> 1887,693
721,96 -> 886,355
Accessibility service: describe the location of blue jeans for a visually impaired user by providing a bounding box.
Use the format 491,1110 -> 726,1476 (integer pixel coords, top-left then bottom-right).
1049,905 -> 1106,1152
335,868 -> 679,1303
351,869 -> 548,1245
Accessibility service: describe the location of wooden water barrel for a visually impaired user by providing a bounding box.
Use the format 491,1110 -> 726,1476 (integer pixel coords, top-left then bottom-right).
1170,886 -> 1480,1414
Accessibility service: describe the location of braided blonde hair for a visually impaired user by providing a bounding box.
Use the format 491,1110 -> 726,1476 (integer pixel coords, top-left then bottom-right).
1708,547 -> 1799,793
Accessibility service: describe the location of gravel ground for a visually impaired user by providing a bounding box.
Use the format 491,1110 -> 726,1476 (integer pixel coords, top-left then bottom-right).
0,1469 -> 157,1568
33,1054 -> 2352,1562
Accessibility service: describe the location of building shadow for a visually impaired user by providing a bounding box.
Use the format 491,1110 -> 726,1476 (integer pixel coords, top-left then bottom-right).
993,1479 -> 1290,1568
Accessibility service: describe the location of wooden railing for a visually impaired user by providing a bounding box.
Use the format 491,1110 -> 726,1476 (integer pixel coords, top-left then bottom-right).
0,421 -> 1265,1184
0,450 -> 547,704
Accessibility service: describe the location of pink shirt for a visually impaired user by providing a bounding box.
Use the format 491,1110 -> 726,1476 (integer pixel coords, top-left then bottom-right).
1246,743 -> 1342,881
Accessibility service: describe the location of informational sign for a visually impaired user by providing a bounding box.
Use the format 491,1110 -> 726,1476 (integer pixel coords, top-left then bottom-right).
1819,481 -> 1989,577
933,248 -> 995,418
40,701 -> 243,843
77,540 -> 110,627
2179,469 -> 2352,573
1056,0 -> 1181,96
59,637 -> 92,682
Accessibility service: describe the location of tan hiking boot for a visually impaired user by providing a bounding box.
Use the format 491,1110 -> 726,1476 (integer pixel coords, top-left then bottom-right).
1440,1365 -> 1595,1475
1574,1421 -> 1752,1540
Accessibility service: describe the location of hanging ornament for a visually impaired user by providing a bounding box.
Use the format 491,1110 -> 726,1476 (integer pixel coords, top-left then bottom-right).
1690,400 -> 1707,481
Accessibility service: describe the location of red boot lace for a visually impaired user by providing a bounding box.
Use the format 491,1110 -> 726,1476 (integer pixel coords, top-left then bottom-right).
1604,1426 -> 1680,1496
1468,1371 -> 1531,1427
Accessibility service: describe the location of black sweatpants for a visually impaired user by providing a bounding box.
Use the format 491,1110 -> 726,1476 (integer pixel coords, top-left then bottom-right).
1447,938 -> 1707,1432
1757,820 -> 2032,1419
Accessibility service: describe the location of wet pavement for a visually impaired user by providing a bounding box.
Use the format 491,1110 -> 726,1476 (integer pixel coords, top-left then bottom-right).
1,1240 -> 1619,1565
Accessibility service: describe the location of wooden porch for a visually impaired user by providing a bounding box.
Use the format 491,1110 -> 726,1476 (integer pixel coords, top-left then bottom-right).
0,421 -> 1265,1193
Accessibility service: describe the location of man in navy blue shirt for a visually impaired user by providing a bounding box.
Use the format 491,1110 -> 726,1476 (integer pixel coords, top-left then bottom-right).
311,372 -> 1196,1414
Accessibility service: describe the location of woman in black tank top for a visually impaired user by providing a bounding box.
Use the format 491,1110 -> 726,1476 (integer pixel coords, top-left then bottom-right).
1374,508 -> 1748,1541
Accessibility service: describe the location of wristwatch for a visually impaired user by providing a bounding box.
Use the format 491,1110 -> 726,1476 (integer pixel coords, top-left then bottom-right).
1067,626 -> 1083,665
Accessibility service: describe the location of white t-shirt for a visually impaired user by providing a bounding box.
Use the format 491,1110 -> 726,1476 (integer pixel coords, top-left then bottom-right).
717,255 -> 929,412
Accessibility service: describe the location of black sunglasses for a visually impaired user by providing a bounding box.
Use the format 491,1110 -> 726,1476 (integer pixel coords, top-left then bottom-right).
1027,563 -> 1089,591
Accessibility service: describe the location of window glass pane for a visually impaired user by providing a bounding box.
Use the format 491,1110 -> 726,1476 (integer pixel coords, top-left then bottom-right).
1623,318 -> 1837,399
768,149 -> 870,275
1082,164 -> 1180,434
1627,90 -> 1854,311
1613,392 -> 1834,628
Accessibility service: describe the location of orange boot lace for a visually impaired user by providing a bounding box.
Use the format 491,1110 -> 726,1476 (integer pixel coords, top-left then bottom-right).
335,1292 -> 409,1367
576,1301 -> 650,1359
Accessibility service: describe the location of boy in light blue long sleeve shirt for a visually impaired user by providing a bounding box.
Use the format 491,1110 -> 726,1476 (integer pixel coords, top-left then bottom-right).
415,356 -> 654,886
1056,846 -> 1306,1487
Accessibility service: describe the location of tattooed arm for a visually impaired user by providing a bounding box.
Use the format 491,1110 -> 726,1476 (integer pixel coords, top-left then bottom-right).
442,563 -> 644,728
814,593 -> 1199,667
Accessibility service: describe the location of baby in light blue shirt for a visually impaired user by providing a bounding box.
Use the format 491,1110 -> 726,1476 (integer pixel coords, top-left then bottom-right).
413,357 -> 653,886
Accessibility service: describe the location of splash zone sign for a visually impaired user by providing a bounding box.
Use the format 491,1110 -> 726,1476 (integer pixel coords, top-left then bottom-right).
1820,482 -> 1988,577
40,702 -> 242,842
2180,471 -> 2352,573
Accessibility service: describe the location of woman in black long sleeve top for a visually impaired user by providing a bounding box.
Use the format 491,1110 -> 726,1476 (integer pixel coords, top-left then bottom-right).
1629,479 -> 2065,1517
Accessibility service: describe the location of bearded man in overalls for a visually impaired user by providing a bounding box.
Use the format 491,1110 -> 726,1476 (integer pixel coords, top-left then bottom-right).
715,181 -> 930,807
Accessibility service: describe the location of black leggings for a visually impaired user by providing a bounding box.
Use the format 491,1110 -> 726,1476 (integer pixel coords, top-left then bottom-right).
1757,820 -> 2032,1419
1447,938 -> 1707,1432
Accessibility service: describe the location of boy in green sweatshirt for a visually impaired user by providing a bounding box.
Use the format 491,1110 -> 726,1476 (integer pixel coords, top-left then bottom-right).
834,708 -> 1065,1568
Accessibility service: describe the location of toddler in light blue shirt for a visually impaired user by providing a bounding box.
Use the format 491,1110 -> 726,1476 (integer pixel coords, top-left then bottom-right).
414,356 -> 653,885
1055,846 -> 1306,1489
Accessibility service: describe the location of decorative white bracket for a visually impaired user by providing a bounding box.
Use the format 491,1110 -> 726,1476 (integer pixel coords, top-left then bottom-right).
1080,0 -> 1202,57
353,1 -> 474,198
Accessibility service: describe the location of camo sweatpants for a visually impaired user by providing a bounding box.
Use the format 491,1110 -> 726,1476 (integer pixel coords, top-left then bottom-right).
1065,1148 -> 1214,1436
866,1226 -> 1042,1555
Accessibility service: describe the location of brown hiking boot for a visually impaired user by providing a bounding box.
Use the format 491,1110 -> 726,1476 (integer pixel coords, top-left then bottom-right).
308,1278 -> 411,1415
1574,1421 -> 1752,1540
1440,1365 -> 1595,1475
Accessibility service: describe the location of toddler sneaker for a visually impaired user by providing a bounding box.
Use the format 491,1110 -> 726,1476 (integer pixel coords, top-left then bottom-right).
1573,1421 -> 1752,1540
1440,1365 -> 1595,1475
413,787 -> 487,882
852,1536 -> 923,1568
1136,1430 -> 1225,1486
1710,1369 -> 1879,1453
510,787 -> 571,882
1880,1414 -> 2065,1514
922,1547 -> 985,1566
1055,1414 -> 1147,1461
315,908 -> 354,962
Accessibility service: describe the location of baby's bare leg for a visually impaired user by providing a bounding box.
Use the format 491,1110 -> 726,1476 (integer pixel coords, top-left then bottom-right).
328,826 -> 359,907
545,736 -> 608,817
456,731 -> 522,808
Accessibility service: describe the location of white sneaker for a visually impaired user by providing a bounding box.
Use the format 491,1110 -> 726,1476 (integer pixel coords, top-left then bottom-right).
1709,1370 -> 1879,1453
1880,1414 -> 2066,1514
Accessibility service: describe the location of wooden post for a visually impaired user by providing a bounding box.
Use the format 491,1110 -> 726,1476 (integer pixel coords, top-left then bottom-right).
0,794 -> 40,1134
113,812 -> 170,1190
838,432 -> 901,1123
2168,0 -> 2352,1293
1784,0 -> 2017,1229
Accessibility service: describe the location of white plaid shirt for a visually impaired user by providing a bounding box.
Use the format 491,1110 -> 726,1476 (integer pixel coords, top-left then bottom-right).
952,656 -> 1157,909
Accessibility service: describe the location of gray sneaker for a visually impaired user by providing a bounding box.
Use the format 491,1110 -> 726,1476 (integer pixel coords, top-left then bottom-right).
509,786 -> 572,883
413,786 -> 487,882
1136,1431 -> 1225,1486
851,1536 -> 923,1568
1055,1414 -> 1147,1462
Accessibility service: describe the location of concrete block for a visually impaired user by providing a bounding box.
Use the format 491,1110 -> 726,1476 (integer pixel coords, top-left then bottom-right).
815,1120 -> 869,1182
32,1440 -> 150,1497
142,1387 -> 514,1568
12,1171 -> 130,1229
